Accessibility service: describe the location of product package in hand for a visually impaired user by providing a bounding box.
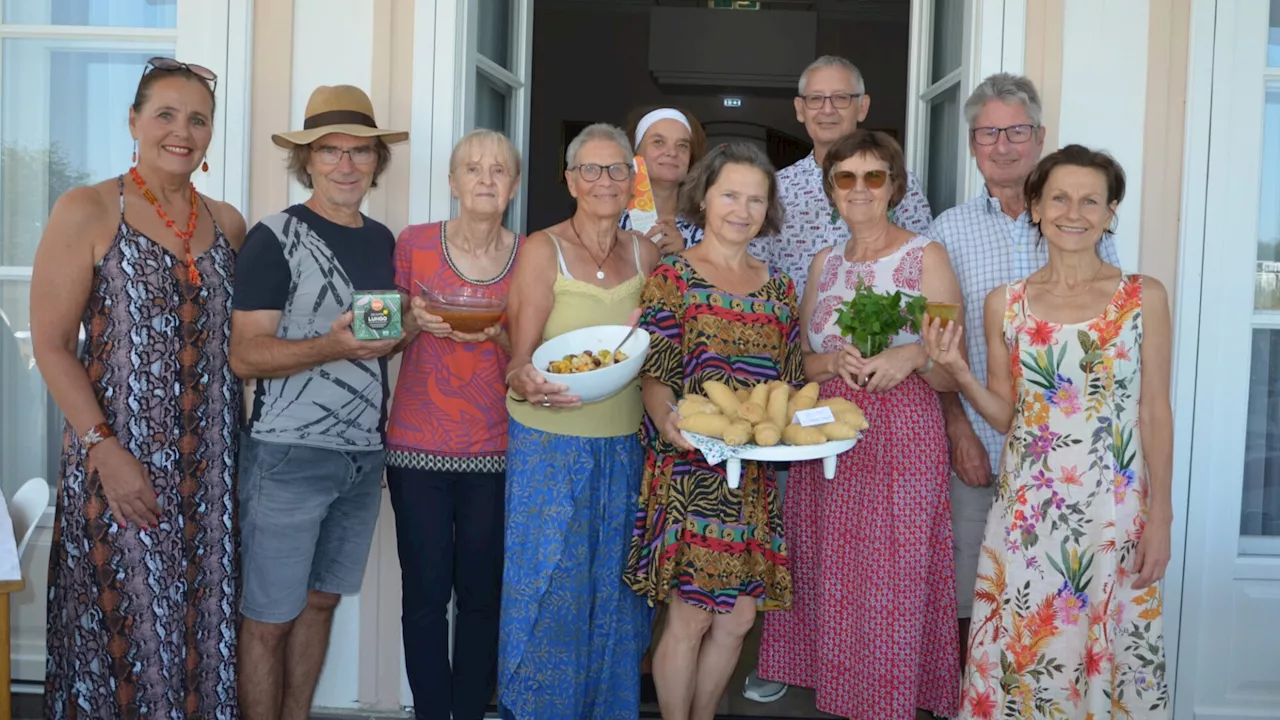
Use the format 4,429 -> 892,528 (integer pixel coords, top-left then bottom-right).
676,380 -> 868,448
627,155 -> 658,235
352,291 -> 403,340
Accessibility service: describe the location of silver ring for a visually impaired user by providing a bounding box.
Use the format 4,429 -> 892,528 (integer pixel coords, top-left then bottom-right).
541,394 -> 551,407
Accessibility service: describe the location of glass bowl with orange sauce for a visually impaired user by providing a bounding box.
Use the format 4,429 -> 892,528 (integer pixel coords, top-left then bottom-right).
419,283 -> 507,334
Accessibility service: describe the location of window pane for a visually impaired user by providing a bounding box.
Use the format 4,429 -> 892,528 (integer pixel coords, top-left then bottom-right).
477,0 -> 511,69
1,41 -> 172,266
1243,329 -> 1280,542
925,83 -> 960,215
931,0 -> 964,83
3,0 -> 176,28
1259,82 -> 1280,309
0,278 -> 58,499
475,71 -> 509,134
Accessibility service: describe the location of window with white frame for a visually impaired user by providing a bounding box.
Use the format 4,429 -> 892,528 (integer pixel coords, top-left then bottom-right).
0,0 -> 241,502
462,0 -> 531,231
906,0 -> 972,217
1241,2 -> 1280,553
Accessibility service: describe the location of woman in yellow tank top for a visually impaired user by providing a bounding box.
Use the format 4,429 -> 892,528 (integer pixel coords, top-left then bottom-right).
499,124 -> 660,720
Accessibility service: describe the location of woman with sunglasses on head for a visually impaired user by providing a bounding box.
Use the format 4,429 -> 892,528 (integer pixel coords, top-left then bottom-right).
618,106 -> 708,254
30,57 -> 246,718
757,130 -> 964,720
499,123 -> 658,720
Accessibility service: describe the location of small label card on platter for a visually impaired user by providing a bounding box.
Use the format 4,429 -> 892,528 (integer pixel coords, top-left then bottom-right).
793,406 -> 835,427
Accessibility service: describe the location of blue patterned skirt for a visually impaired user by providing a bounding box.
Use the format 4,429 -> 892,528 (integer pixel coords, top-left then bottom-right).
498,418 -> 649,720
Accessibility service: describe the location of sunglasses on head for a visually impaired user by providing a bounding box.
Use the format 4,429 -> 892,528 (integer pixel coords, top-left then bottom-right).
830,169 -> 890,191
143,57 -> 218,92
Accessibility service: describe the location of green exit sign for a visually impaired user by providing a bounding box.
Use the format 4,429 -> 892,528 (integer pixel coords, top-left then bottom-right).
709,1 -> 760,8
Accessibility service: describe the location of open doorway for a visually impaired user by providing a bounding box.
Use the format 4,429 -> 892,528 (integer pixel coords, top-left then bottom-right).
525,0 -> 910,233
524,2 -> 910,717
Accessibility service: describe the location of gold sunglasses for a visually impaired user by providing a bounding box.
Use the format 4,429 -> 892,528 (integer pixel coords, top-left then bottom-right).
830,169 -> 890,191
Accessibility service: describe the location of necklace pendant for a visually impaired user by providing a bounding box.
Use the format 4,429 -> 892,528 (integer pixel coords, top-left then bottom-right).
596,270 -> 606,280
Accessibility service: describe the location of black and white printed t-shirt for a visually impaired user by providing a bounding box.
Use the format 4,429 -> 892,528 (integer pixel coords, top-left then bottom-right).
233,204 -> 396,450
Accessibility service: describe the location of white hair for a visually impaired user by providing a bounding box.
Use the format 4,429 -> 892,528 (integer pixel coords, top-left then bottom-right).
798,55 -> 865,96
565,123 -> 633,168
450,128 -> 522,177
964,73 -> 1044,128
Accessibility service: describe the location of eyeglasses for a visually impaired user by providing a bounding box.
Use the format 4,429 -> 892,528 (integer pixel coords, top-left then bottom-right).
800,93 -> 863,110
569,163 -> 632,182
971,124 -> 1038,145
143,57 -> 218,93
830,169 -> 890,191
313,145 -> 379,166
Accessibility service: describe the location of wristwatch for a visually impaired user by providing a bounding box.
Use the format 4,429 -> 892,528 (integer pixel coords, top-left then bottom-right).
82,422 -> 115,454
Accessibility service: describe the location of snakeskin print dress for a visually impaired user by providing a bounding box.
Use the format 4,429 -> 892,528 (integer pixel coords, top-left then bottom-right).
44,178 -> 240,719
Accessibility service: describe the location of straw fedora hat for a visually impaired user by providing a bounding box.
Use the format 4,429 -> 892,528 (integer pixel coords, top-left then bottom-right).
271,85 -> 408,149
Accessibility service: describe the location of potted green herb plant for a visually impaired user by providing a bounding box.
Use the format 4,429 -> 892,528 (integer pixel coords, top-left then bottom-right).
834,279 -> 929,358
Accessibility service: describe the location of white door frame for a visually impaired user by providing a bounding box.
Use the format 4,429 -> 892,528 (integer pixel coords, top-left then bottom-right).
1172,0 -> 1280,717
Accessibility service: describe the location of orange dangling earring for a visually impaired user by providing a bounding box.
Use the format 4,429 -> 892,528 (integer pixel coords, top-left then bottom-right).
131,141 -> 138,166
202,159 -> 210,173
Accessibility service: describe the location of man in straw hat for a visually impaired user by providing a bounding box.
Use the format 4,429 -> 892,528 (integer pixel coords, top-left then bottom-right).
229,84 -> 409,719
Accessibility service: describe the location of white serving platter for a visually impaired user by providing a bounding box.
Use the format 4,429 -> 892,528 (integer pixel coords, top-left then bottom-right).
681,431 -> 858,488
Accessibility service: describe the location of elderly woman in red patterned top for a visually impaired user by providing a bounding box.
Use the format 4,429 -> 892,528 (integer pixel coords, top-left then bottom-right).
387,128 -> 522,720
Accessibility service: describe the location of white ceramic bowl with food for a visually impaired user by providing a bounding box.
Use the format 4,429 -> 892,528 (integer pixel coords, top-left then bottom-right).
531,325 -> 651,404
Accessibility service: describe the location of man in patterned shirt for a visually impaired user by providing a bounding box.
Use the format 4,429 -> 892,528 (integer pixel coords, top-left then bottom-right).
925,73 -> 1121,663
748,54 -> 933,298
742,54 -> 935,704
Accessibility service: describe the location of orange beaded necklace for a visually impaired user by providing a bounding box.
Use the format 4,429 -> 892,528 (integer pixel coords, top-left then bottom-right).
128,166 -> 202,287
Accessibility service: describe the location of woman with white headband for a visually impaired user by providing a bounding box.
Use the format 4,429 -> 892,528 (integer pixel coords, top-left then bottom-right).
620,106 -> 707,254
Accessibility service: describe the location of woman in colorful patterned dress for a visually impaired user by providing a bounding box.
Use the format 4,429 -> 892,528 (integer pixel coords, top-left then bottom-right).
30,59 -> 246,718
618,106 -> 708,253
499,123 -> 659,720
925,145 -> 1173,719
624,143 -> 800,720
388,129 -> 522,720
757,130 -> 965,720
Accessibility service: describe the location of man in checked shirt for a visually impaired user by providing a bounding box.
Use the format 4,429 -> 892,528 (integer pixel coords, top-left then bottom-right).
741,53 -> 935,705
926,73 -> 1121,665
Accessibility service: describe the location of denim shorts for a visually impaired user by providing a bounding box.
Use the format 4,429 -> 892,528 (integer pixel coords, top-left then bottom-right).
238,432 -> 385,624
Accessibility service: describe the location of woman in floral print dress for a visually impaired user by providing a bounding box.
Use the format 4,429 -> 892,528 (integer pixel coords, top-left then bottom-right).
926,145 -> 1173,720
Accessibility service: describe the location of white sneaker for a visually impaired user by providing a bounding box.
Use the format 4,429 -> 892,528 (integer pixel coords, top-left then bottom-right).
742,670 -> 788,702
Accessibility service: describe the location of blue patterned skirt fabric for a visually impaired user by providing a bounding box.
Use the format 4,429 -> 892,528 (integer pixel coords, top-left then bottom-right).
498,418 -> 649,720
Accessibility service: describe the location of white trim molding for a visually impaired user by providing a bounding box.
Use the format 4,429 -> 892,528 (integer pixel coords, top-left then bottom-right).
1057,0 -> 1150,271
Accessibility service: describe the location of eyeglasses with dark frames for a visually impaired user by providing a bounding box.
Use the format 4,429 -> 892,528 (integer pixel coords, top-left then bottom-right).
569,163 -> 632,182
830,169 -> 890,191
800,92 -> 863,110
143,57 -> 218,93
970,124 -> 1038,146
313,145 -> 379,167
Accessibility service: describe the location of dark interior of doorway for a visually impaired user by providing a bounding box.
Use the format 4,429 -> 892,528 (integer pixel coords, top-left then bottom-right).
518,1 -> 911,718
525,0 -> 911,234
